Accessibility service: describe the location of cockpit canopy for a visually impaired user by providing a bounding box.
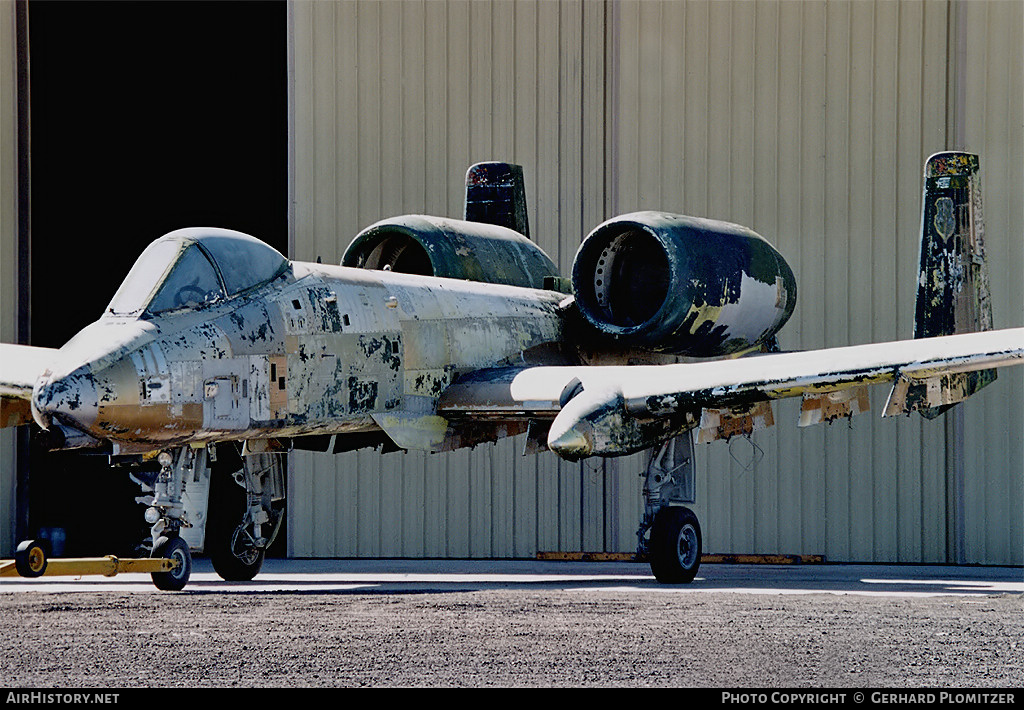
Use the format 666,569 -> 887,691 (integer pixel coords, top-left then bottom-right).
106,228 -> 289,316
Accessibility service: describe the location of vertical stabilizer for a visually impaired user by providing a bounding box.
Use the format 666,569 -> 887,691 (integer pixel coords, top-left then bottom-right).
910,151 -> 996,417
464,162 -> 531,239
915,152 -> 993,338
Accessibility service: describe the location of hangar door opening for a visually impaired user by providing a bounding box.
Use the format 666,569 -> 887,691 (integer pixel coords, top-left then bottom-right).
20,0 -> 288,556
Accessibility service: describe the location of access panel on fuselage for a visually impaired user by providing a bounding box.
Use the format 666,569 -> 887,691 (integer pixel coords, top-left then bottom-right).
268,276 -> 403,433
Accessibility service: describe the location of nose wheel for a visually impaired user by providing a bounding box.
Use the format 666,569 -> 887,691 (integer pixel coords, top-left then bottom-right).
150,535 -> 191,591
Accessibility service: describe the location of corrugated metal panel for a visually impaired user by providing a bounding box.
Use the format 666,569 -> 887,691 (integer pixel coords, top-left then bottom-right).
0,0 -> 18,555
605,0 -> 1020,564
288,0 -> 1021,564
957,0 -> 1023,565
289,0 -> 616,559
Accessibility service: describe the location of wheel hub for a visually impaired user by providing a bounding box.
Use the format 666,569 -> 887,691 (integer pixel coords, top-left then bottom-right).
169,550 -> 187,579
27,548 -> 45,574
677,524 -> 698,568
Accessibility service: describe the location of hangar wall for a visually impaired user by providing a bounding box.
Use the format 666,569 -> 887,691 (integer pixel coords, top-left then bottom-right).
608,0 -> 1022,566
954,0 -> 1023,565
289,0 -> 1022,565
0,1 -> 1017,563
1,0 -> 17,556
288,0 -> 633,559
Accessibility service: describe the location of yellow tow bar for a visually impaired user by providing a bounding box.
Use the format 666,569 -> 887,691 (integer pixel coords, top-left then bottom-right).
0,538 -> 185,590
0,555 -> 177,578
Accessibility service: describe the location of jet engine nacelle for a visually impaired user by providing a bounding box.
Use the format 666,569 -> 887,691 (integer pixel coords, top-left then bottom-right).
570,211 -> 797,357
342,215 -> 560,291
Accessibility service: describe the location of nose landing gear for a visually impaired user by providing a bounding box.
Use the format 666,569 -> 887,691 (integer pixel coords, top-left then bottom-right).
134,447 -> 204,590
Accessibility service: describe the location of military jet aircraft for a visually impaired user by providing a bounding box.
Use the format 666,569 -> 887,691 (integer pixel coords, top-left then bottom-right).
2,152 -> 1022,590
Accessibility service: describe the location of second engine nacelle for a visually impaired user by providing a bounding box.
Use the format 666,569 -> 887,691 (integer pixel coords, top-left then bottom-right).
571,211 -> 797,357
342,215 -> 560,291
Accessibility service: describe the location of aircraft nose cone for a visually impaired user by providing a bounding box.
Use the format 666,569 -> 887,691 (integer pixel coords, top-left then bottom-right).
30,366 -> 99,432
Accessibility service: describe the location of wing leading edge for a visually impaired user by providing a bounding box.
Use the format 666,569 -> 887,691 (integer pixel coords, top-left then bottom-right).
438,327 -> 1024,460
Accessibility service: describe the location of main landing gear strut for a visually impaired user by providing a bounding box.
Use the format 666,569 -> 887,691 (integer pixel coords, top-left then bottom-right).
637,434 -> 703,583
205,444 -> 286,582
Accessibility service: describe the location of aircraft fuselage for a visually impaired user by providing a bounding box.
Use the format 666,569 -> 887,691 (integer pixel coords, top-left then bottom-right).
31,262 -> 567,454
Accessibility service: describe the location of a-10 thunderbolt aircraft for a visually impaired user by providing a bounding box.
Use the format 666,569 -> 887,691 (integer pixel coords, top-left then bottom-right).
2,152 -> 1022,590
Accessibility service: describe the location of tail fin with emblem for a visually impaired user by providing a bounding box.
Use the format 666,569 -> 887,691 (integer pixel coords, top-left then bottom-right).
890,152 -> 996,418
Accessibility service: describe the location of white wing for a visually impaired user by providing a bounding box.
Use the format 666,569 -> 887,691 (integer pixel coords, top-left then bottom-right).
0,343 -> 61,427
439,328 -> 1024,459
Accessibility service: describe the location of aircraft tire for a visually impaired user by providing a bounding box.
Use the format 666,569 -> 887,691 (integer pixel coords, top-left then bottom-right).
649,506 -> 702,584
207,454 -> 265,582
14,539 -> 49,578
151,535 -> 191,591
210,540 -> 265,582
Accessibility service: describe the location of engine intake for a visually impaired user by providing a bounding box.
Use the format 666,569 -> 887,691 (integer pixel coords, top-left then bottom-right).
571,211 -> 796,357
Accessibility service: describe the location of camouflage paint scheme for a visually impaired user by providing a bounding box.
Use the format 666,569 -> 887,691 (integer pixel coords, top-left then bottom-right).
23,229 -> 567,455
3,155 -> 1023,588
17,202 -> 802,459
910,152 -> 996,418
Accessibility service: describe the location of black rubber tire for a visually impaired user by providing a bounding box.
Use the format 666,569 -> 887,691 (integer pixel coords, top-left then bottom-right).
14,539 -> 50,578
210,534 -> 265,582
207,453 -> 264,582
151,535 -> 191,591
649,506 -> 702,584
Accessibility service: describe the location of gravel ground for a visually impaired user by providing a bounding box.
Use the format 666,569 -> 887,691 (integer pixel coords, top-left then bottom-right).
2,587 -> 1022,687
